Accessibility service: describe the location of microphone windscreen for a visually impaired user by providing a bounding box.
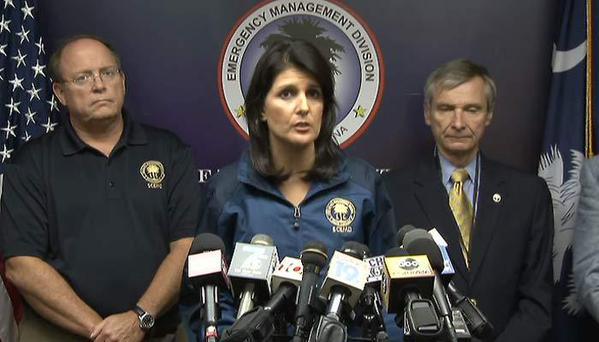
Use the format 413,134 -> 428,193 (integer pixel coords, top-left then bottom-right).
403,235 -> 444,273
301,241 -> 328,268
396,224 -> 417,246
190,233 -> 226,254
402,229 -> 429,246
341,241 -> 371,260
251,234 -> 274,246
385,246 -> 410,257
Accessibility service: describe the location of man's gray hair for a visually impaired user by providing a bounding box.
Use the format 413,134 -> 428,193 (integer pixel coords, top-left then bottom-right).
424,59 -> 496,114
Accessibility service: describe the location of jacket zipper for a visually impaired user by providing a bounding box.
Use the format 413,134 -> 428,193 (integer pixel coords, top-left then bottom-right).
293,206 -> 301,229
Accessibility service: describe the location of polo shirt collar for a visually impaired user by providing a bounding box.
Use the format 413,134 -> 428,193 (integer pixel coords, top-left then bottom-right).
119,112 -> 148,146
60,111 -> 148,156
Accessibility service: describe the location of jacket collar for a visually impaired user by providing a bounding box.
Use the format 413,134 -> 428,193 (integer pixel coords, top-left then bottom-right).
237,149 -> 349,201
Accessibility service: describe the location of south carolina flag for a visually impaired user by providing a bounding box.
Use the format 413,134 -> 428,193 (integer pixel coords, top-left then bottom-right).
537,0 -> 599,339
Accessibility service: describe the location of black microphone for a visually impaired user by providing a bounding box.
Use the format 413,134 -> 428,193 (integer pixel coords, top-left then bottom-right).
292,241 -> 328,342
421,228 -> 492,338
188,233 -> 231,342
382,246 -> 442,339
403,229 -> 458,342
253,256 -> 304,339
395,224 -> 418,247
447,281 -> 494,339
264,256 -> 303,320
340,241 -> 370,260
311,242 -> 370,342
227,234 -> 278,319
351,244 -> 389,341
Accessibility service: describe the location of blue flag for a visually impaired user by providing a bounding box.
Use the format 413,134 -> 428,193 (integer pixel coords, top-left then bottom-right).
0,0 -> 59,175
537,0 -> 599,339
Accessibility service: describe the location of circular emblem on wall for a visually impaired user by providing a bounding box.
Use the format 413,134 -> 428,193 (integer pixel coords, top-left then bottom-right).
325,197 -> 356,227
218,0 -> 385,148
140,160 -> 165,184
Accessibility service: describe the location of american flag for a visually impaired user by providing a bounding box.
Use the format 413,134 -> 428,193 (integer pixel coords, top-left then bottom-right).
1,0 -> 59,173
1,0 -> 58,341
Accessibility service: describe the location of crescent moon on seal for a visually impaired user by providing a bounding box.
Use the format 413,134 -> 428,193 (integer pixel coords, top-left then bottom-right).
552,40 -> 587,73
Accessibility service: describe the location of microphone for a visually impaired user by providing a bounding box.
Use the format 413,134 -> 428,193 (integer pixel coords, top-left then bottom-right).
340,241 -> 370,260
265,256 -> 304,336
382,247 -> 442,338
403,229 -> 458,342
227,234 -> 278,319
447,281 -> 494,339
266,256 -> 303,316
311,242 -> 370,342
320,242 -> 370,318
188,233 -> 231,342
427,228 -> 456,283
356,246 -> 389,341
398,226 -> 456,282
365,254 -> 385,290
395,224 -> 417,247
425,227 -> 492,338
271,256 -> 303,292
292,241 -> 328,342
221,256 -> 303,342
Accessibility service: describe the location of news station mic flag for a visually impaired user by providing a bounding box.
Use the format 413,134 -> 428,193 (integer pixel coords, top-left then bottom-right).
537,0 -> 598,339
0,0 -> 59,341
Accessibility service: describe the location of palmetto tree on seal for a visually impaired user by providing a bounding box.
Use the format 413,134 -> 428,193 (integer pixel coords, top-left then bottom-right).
261,18 -> 344,76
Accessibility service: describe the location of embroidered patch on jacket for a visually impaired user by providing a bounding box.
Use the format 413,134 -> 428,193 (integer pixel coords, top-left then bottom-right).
140,160 -> 165,189
325,198 -> 356,233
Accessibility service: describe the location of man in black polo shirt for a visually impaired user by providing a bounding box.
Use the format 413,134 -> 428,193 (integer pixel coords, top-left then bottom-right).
0,36 -> 201,341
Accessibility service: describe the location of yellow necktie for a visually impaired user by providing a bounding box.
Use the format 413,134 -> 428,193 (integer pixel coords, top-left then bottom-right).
449,169 -> 474,266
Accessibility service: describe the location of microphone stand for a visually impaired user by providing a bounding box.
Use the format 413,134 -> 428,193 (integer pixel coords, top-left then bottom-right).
308,286 -> 354,342
441,316 -> 458,342
433,279 -> 458,342
356,286 -> 387,341
203,284 -> 220,342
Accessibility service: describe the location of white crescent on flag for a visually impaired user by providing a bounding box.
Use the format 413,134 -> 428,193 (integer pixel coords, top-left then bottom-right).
552,40 -> 587,73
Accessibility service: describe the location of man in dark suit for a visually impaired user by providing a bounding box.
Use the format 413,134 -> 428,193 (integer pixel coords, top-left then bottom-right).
384,59 -> 553,341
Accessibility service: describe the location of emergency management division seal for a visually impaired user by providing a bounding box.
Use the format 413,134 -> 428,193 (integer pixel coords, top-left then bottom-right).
140,160 -> 165,189
325,197 -> 356,233
219,0 -> 384,148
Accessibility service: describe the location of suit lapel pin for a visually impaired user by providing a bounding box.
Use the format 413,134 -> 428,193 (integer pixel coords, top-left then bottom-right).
493,193 -> 501,203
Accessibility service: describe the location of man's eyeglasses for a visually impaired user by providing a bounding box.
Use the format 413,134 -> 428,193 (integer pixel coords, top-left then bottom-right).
63,66 -> 121,87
